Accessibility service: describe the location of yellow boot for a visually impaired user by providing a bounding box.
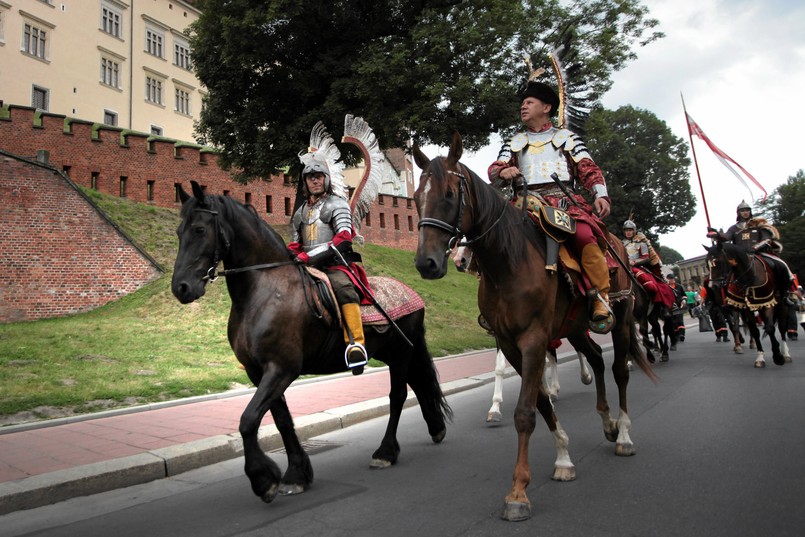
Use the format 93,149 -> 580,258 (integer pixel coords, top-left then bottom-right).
341,302 -> 368,371
581,243 -> 614,334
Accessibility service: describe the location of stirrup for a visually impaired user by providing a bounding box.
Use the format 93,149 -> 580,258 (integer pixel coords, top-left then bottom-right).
587,289 -> 614,335
345,343 -> 368,369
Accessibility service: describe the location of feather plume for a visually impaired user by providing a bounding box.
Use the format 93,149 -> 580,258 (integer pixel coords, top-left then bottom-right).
549,44 -> 590,135
342,114 -> 385,244
298,122 -> 348,200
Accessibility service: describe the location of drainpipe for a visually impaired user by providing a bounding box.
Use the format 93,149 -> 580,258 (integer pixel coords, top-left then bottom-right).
128,0 -> 134,129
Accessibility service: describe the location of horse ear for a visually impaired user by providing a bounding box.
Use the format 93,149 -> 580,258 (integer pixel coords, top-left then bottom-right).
447,132 -> 463,165
190,180 -> 206,204
178,183 -> 191,204
411,143 -> 431,170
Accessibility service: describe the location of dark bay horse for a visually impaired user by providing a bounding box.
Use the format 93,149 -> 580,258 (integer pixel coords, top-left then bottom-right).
705,242 -> 791,367
171,181 -> 451,503
631,284 -> 671,363
412,134 -> 655,521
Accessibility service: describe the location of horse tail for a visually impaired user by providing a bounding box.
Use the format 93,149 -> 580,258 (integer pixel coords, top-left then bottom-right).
629,317 -> 659,383
406,312 -> 454,427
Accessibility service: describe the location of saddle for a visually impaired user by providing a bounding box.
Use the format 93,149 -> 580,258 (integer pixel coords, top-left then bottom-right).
304,267 -> 425,327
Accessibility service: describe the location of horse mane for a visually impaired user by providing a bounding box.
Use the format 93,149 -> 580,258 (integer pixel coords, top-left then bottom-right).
183,192 -> 291,257
457,162 -> 543,271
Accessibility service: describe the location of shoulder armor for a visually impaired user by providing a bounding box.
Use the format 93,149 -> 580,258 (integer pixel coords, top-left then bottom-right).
291,205 -> 305,242
553,130 -> 592,163
551,129 -> 572,149
509,132 -> 529,153
319,195 -> 353,234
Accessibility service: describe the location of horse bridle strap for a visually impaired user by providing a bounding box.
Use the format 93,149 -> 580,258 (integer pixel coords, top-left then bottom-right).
195,206 -> 294,282
417,167 -> 506,251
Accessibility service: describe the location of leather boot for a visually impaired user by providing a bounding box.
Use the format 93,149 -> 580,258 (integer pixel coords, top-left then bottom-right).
341,302 -> 368,372
581,243 -> 613,333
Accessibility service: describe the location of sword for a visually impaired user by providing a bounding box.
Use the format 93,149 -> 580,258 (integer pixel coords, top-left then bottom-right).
549,173 -> 643,290
328,245 -> 414,347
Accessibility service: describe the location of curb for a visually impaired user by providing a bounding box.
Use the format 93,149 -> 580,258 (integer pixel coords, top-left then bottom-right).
0,369 -> 513,515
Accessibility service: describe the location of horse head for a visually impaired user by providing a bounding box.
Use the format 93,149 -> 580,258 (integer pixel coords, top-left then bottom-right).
412,132 -> 474,279
172,181 -> 227,303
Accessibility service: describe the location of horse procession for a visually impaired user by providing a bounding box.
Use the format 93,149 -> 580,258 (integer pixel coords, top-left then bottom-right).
169,59 -> 801,523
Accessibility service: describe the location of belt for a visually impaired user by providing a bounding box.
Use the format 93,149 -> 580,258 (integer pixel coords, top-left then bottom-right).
526,183 -> 572,197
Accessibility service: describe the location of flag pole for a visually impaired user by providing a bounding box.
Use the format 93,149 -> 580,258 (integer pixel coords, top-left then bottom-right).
681,93 -> 711,229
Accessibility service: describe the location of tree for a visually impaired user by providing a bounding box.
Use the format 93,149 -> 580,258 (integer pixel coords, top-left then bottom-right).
189,0 -> 662,181
755,169 -> 805,276
583,105 -> 696,245
658,245 -> 683,265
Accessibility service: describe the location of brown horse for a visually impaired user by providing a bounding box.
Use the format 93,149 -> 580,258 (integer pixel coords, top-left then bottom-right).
412,133 -> 654,521
171,181 -> 451,504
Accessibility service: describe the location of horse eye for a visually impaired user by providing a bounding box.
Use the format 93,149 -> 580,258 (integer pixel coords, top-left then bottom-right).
193,226 -> 206,236
445,190 -> 455,199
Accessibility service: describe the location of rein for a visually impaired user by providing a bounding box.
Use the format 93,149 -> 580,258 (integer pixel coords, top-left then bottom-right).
194,207 -> 294,282
417,165 -> 507,253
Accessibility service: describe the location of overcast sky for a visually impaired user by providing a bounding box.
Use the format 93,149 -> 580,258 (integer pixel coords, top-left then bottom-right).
416,0 -> 805,260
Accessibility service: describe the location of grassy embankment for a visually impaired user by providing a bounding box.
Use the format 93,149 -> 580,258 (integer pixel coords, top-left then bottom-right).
0,188 -> 491,424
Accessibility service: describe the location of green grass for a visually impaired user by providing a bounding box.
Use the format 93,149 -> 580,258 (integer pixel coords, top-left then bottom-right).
0,189 -> 491,423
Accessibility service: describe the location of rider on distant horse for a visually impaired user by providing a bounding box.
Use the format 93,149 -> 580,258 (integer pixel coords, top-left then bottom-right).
488,78 -> 614,334
289,152 -> 370,370
621,220 -> 676,309
707,200 -> 798,301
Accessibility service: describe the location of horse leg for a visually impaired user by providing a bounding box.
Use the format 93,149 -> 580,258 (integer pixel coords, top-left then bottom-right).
761,307 -> 787,366
240,370 -> 291,503
578,351 -> 593,385
501,341 -> 547,522
545,348 -> 560,401
611,316 -> 638,456
487,348 -> 506,423
746,314 -> 766,368
271,396 -> 314,496
404,325 -> 450,443
568,333 -> 619,445
370,362 -> 408,468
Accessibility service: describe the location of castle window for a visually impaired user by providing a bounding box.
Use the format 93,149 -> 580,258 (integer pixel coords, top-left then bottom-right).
100,2 -> 123,38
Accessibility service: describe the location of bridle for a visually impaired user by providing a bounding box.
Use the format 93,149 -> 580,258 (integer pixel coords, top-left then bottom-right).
191,206 -> 292,282
417,163 -> 507,254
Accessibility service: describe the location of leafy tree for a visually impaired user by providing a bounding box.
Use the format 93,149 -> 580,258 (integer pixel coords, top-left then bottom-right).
583,105 -> 696,245
189,0 -> 662,181
755,169 -> 805,276
658,245 -> 683,265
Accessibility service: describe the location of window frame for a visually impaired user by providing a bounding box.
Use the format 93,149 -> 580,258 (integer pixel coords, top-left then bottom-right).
145,25 -> 165,58
100,1 -> 123,39
31,84 -> 49,111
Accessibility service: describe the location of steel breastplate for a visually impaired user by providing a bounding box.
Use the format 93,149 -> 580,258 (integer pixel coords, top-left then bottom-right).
511,130 -> 571,186
734,227 -> 761,248
623,239 -> 644,261
299,199 -> 336,251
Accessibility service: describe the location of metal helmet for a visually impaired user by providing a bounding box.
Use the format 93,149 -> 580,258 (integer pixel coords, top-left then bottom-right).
736,200 -> 752,212
623,220 -> 637,231
301,155 -> 331,192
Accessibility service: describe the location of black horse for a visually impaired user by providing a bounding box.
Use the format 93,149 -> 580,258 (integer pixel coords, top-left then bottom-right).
171,181 -> 451,503
632,284 -> 672,363
705,242 -> 791,367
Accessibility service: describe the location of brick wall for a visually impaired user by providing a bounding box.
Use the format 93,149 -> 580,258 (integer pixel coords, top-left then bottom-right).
0,105 -> 420,248
0,153 -> 163,323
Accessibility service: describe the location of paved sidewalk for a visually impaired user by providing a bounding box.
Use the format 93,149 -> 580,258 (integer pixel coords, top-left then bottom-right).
0,349 -> 514,515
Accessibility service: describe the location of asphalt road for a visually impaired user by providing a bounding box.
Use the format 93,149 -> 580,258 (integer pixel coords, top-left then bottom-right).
3,327 -> 803,537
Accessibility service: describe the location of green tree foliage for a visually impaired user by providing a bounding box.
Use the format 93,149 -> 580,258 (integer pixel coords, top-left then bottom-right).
189,0 -> 662,181
584,105 -> 696,245
658,245 -> 683,265
755,169 -> 805,276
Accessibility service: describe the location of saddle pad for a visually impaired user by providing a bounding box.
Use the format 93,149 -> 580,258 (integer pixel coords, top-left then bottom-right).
361,276 -> 425,325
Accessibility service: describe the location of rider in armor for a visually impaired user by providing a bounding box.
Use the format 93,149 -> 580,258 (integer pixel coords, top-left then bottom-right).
621,220 -> 675,309
289,153 -> 369,371
489,79 -> 614,334
707,200 -> 798,299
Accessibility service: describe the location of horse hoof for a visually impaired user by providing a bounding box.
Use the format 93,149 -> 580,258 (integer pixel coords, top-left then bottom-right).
431,428 -> 446,444
670,345 -> 677,351
279,483 -> 306,496
784,355 -> 792,363
734,346 -> 743,354
605,430 -> 619,443
660,353 -> 669,362
754,360 -> 765,368
370,458 -> 393,469
616,442 -> 635,456
261,483 -> 280,503
486,411 -> 502,423
501,501 -> 531,522
627,360 -> 634,371
551,465 -> 576,481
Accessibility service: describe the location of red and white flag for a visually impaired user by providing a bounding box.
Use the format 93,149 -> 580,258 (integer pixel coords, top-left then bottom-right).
685,113 -> 767,201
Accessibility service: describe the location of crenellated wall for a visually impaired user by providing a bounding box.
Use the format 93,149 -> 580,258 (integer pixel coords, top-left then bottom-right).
0,104 -> 420,250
